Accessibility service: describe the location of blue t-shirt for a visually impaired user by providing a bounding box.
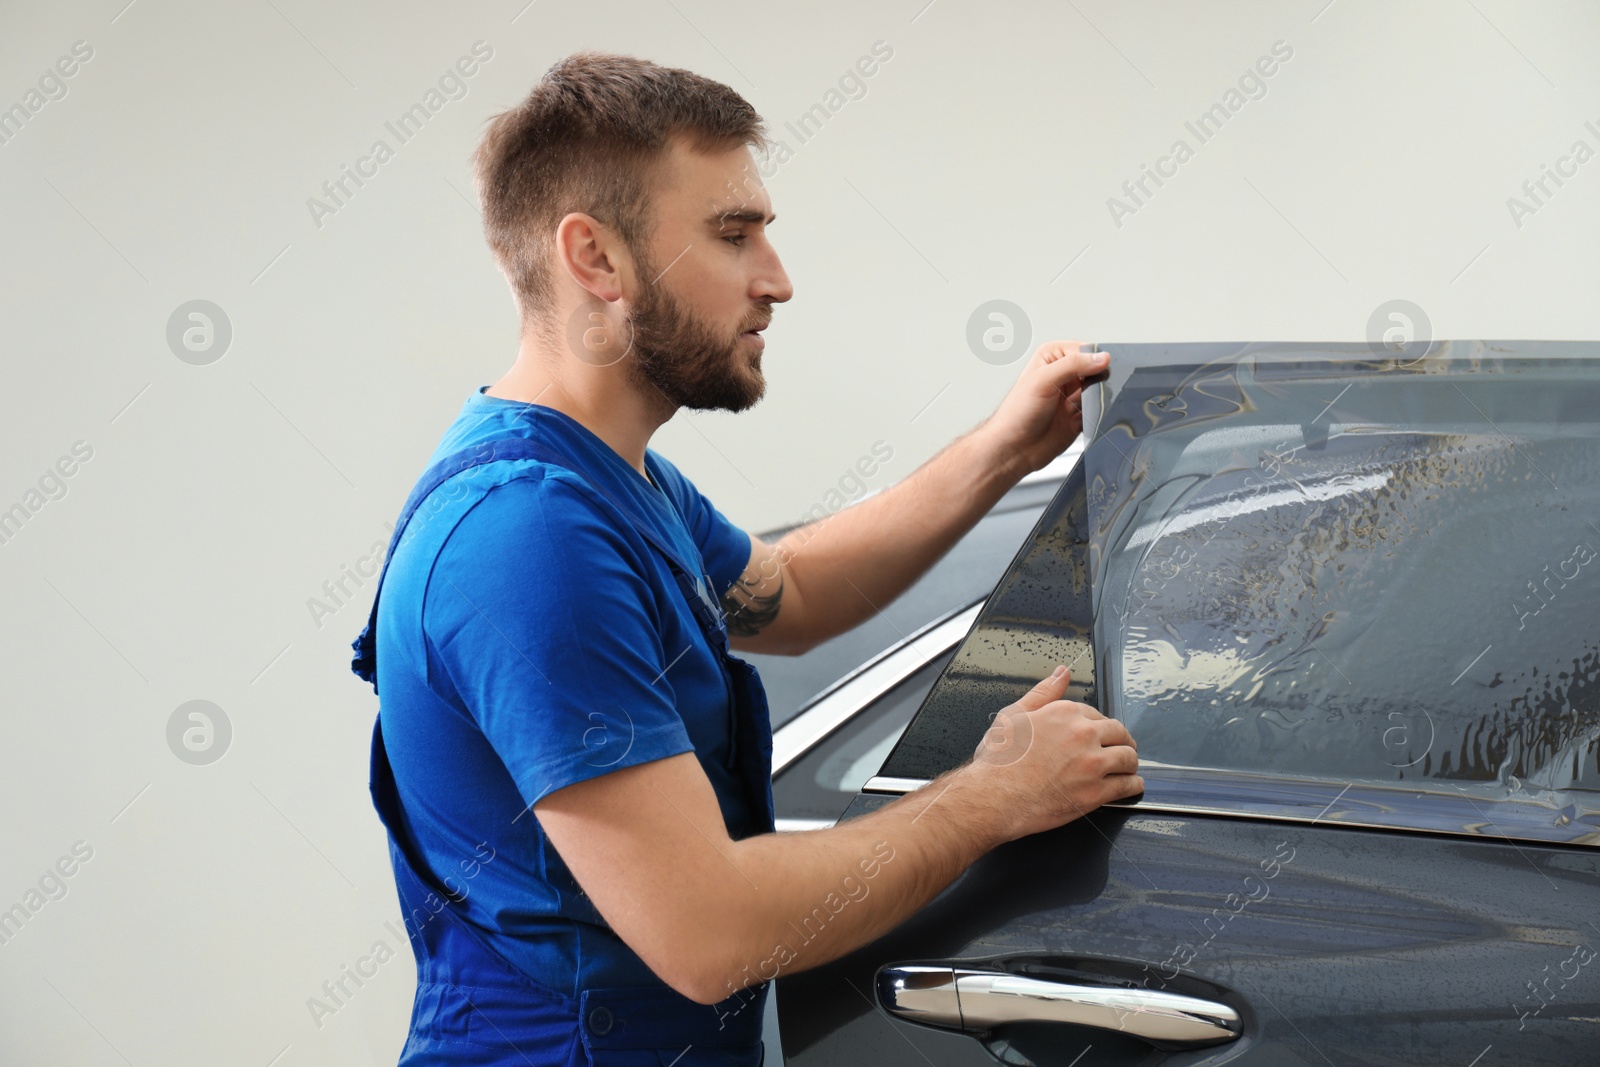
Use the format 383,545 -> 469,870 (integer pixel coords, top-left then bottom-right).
375,386 -> 757,996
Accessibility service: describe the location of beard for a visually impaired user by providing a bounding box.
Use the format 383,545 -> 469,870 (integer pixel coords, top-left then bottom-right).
620,245 -> 767,413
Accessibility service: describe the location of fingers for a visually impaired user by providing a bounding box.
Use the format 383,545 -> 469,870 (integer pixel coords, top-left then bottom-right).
1068,701 -> 1107,721
1013,666 -> 1072,712
1035,340 -> 1109,383
1100,744 -> 1139,776
1094,717 -> 1135,749
1106,772 -> 1146,802
1016,669 -> 1109,722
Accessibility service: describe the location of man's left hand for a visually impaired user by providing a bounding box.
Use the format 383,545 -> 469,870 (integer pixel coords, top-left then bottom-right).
981,340 -> 1109,478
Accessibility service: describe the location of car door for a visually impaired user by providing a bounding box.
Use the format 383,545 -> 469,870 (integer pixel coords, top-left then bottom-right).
778,343 -> 1600,1066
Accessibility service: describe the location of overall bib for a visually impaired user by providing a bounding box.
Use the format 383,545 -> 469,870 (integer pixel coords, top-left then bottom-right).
351,435 -> 776,1066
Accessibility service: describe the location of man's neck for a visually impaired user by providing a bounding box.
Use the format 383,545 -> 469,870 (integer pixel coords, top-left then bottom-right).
484,352 -> 675,479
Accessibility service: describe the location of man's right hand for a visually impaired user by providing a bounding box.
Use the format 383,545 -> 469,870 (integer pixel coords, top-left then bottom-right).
961,666 -> 1143,844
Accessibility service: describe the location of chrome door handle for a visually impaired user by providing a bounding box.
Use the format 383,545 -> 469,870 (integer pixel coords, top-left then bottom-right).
878,965 -> 1243,1048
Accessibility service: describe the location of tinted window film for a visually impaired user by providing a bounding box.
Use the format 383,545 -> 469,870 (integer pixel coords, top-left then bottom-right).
1084,351 -> 1599,838
880,474 -> 1096,780
883,343 -> 1599,845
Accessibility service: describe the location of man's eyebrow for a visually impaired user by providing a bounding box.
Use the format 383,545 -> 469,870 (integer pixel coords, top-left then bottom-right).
706,207 -> 776,227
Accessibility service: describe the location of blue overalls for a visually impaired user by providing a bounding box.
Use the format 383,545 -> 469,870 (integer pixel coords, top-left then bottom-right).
351,434 -> 775,1066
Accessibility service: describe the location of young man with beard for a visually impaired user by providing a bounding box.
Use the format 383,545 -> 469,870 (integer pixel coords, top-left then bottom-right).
351,50 -> 1141,1066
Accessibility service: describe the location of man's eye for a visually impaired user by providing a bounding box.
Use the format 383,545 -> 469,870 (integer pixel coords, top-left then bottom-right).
722,234 -> 747,246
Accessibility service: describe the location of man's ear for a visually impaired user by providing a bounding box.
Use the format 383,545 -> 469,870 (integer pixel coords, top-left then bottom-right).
556,212 -> 626,303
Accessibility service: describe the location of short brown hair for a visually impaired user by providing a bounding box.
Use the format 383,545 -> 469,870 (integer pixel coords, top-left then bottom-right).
473,50 -> 769,335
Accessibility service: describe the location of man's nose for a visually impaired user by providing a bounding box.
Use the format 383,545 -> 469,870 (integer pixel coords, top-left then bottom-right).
755,247 -> 793,305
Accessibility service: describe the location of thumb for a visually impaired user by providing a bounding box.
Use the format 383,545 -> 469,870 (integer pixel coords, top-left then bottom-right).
1014,665 -> 1071,711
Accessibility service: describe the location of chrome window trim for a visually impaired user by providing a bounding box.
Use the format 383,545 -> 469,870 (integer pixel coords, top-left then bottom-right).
769,602 -> 983,777
861,776 -> 937,796
844,440 -> 1080,508
774,817 -> 837,833
861,773 -> 1600,848
1016,439 -> 1084,487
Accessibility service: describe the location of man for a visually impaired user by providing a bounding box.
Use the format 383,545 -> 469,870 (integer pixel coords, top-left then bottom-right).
351,50 -> 1141,1066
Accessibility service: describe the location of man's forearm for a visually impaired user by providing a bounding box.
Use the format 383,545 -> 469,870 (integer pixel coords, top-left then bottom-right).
709,764 -> 1007,1003
780,420 -> 1020,648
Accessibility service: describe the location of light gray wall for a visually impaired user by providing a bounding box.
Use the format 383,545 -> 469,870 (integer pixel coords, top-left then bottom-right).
1,1 -> 1596,1063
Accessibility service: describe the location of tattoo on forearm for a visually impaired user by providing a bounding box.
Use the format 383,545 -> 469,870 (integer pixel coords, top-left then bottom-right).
720,567 -> 784,637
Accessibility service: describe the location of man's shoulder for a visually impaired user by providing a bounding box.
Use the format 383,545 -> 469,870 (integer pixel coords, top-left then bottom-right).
645,450 -> 716,516
442,462 -> 635,548
388,460 -> 641,597
417,468 -> 663,629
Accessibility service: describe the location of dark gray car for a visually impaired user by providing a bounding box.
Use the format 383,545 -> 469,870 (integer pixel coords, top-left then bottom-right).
772,342 -> 1600,1066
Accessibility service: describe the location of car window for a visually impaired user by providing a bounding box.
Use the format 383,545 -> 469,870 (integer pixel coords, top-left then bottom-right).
743,482 -> 1057,728
881,344 -> 1600,846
